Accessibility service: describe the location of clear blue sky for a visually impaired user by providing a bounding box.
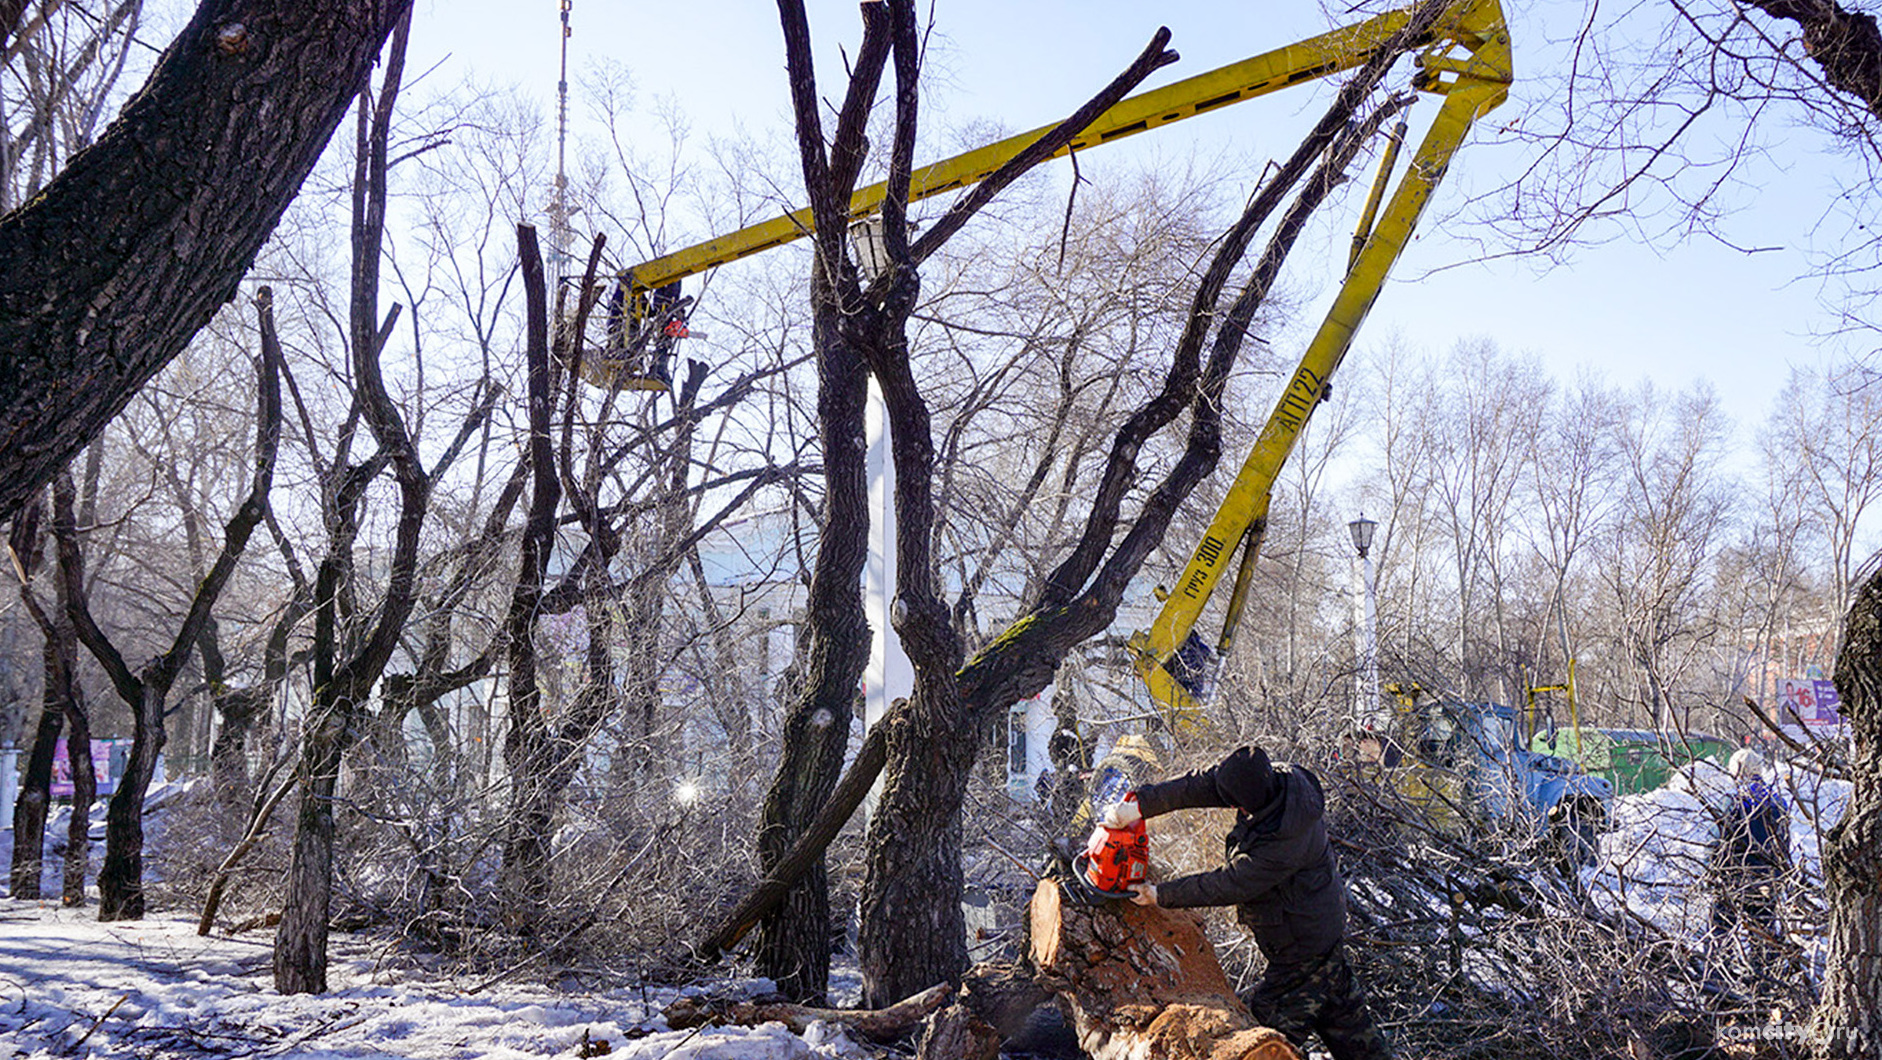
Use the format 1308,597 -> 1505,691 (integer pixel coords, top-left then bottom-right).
412,0 -> 1852,438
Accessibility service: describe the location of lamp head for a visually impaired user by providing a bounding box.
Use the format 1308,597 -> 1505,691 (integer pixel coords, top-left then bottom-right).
1348,514 -> 1377,558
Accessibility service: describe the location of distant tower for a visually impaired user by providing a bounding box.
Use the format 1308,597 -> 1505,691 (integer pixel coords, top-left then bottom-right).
546,0 -> 574,280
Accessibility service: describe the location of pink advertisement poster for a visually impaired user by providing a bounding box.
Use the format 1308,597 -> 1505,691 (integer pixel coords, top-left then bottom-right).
49,739 -> 121,798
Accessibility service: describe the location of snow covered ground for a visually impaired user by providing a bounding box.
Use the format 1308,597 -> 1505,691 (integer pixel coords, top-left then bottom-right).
0,905 -> 872,1060
0,756 -> 1853,1057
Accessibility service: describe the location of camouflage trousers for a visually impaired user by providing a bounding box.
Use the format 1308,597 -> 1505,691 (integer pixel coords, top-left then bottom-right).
1242,944 -> 1393,1060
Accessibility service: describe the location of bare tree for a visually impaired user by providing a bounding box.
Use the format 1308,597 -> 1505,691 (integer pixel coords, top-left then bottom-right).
1523,371 -> 1624,691
760,0 -> 1452,1005
747,0 -> 893,1002
1418,340 -> 1547,700
273,14 -> 440,990
56,286 -> 282,920
5,488 -> 92,903
1596,383 -> 1736,729
25,485 -> 97,907
1767,363 -> 1882,623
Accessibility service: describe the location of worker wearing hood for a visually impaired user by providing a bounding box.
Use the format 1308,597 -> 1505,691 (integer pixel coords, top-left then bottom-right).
1105,744 -> 1391,1060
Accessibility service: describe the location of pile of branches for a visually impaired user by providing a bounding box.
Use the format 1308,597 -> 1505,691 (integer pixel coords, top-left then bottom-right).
1322,767 -> 1815,1060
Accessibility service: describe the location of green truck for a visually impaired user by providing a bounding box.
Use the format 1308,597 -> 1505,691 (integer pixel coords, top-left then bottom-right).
1528,727 -> 1735,795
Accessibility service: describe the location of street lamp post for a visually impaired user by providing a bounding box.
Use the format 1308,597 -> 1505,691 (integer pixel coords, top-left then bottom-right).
1348,514 -> 1380,730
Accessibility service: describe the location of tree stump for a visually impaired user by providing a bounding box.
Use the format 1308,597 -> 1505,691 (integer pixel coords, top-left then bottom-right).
1028,878 -> 1300,1060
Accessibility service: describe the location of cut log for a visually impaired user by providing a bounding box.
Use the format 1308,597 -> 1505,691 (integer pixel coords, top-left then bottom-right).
914,961 -> 1056,1060
1028,877 -> 1300,1060
663,982 -> 951,1042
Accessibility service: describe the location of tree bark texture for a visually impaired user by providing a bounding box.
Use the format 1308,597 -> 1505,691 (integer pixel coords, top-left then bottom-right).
767,0 -> 1175,1005
749,0 -> 891,1004
497,224 -> 562,914
1028,880 -> 1299,1060
8,684 -> 60,899
0,0 -> 415,526
273,20 -> 431,990
1820,568 -> 1882,1059
847,9 -> 975,1007
857,675 -> 972,1008
274,702 -> 346,989
9,491 -> 76,902
1740,0 -> 1882,119
59,683 -> 93,907
754,261 -> 872,1004
41,512 -> 95,907
96,684 -> 164,919
498,230 -> 682,922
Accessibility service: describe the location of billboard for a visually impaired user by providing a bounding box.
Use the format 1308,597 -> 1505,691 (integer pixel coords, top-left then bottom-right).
49,739 -> 132,798
1777,677 -> 1843,726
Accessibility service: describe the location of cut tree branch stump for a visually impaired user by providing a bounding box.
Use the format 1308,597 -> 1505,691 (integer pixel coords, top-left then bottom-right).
914,961 -> 1055,1060
1028,878 -> 1300,1060
663,982 -> 951,1043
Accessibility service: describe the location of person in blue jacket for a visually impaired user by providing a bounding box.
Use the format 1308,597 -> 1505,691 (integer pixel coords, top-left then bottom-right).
1103,744 -> 1391,1060
1709,748 -> 1790,941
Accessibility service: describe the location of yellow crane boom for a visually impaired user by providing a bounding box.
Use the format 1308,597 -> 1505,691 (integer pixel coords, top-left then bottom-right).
585,0 -> 1509,392
1128,0 -> 1511,730
589,2 -> 1511,744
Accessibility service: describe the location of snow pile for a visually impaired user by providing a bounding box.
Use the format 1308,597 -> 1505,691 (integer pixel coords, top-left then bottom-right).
0,906 -> 868,1060
1582,758 -> 1851,946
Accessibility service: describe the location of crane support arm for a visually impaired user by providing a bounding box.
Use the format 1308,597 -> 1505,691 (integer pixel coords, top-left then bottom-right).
1129,0 -> 1512,728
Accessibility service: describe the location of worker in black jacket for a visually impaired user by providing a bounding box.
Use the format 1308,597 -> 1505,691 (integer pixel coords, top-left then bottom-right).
1102,744 -> 1391,1060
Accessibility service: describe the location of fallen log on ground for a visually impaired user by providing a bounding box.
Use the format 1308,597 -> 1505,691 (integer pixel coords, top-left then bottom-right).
663,982 -> 951,1042
1028,877 -> 1300,1060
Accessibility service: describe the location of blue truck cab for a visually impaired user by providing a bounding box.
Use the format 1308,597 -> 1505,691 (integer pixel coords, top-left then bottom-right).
1396,698 -> 1613,851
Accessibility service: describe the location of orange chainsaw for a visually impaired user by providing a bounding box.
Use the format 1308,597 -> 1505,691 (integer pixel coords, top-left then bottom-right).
1069,793 -> 1149,903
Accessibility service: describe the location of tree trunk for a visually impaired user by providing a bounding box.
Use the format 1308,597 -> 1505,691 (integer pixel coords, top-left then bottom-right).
755,266 -> 872,1003
754,1 -> 892,1001
274,694 -> 347,992
97,683 -> 165,920
1818,568 -> 1882,1058
1028,879 -> 1299,1060
209,686 -> 267,802
272,21 -> 429,992
9,693 -> 60,899
665,983 -> 953,1042
497,223 -> 563,919
858,674 -> 973,1008
0,0 -> 415,526
60,693 -> 94,907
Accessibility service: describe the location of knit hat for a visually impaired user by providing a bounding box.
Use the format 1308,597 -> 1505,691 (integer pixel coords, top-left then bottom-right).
1214,745 -> 1277,813
1728,747 -> 1767,780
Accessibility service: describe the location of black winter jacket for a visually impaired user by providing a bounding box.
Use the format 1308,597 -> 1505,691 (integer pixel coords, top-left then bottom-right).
1136,762 -> 1347,967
